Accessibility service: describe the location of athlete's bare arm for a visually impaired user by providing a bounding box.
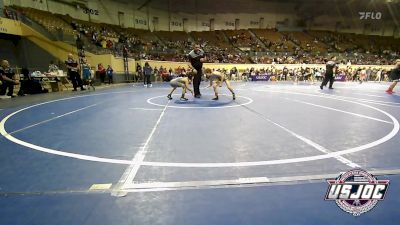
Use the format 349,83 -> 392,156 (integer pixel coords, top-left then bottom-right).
184,78 -> 194,95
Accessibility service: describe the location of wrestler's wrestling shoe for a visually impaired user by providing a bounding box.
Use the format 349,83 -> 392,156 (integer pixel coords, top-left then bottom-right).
180,97 -> 188,101
167,94 -> 173,100
386,89 -> 395,94
212,96 -> 219,100
232,93 -> 236,100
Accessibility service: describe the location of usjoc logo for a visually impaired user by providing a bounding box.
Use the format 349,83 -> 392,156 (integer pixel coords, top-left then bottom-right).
325,169 -> 389,216
359,12 -> 382,20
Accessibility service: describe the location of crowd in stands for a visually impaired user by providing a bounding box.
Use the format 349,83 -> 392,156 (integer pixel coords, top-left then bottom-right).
71,20 -> 117,49
164,40 -> 192,52
131,63 -> 395,86
0,55 -> 396,99
228,32 -> 266,52
3,6 -> 400,66
239,66 -> 391,83
252,54 -> 326,64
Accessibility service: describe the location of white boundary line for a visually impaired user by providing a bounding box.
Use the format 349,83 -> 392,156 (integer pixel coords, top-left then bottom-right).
238,104 -> 360,168
0,91 -> 138,165
335,88 -> 400,97
357,101 -> 400,108
320,95 -> 400,108
335,86 -> 392,92
120,169 -> 400,192
137,90 -> 399,168
117,101 -> 170,190
287,98 -> 393,124
349,93 -> 391,98
7,103 -> 100,135
355,99 -> 400,105
319,93 -> 400,105
125,177 -> 270,189
128,108 -> 163,111
147,94 -> 253,109
0,89 -> 398,168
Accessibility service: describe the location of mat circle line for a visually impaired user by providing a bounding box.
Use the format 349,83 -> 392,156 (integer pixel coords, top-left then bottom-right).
147,94 -> 254,109
0,90 -> 398,167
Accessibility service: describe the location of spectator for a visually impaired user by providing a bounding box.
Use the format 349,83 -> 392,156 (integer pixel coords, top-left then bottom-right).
65,53 -> 85,91
0,60 -> 19,98
81,58 -> 93,90
230,67 -> 239,81
154,67 -> 161,82
97,63 -> 106,84
143,62 -> 153,87
106,65 -> 113,84
136,63 -> 142,82
169,67 -> 173,76
76,34 -> 84,50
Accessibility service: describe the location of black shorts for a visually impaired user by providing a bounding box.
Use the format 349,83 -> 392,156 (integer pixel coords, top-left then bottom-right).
390,69 -> 400,81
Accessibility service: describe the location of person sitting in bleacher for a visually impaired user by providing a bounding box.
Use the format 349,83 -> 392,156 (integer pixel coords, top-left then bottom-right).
0,60 -> 19,98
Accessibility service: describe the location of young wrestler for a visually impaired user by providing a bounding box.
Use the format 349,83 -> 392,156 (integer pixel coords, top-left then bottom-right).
167,74 -> 194,101
204,68 -> 235,101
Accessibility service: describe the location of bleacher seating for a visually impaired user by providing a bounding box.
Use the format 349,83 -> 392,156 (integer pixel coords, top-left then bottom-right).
282,31 -> 328,53
8,6 -> 399,65
251,29 -> 296,52
15,6 -> 75,35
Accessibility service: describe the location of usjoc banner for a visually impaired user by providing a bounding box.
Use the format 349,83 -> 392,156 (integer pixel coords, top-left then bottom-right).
251,74 -> 271,81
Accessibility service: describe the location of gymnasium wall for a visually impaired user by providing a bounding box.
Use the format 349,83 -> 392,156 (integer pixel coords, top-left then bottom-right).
0,0 -> 4,17
3,0 -> 48,11
4,0 -> 398,36
0,17 -> 23,35
0,18 -> 55,71
309,16 -> 397,37
0,34 -> 20,66
0,33 -> 57,72
3,0 -> 299,31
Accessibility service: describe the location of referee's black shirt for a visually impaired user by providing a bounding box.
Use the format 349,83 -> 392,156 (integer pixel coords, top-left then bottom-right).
188,49 -> 205,69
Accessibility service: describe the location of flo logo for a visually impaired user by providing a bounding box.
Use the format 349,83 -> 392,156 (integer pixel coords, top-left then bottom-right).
325,169 -> 389,216
359,12 -> 382,20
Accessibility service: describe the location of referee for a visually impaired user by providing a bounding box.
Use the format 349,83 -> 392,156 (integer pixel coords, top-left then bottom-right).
320,56 -> 337,90
187,44 -> 205,98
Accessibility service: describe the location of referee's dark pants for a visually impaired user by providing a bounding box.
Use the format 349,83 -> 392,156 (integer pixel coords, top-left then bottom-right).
144,75 -> 151,85
69,71 -> 83,90
321,73 -> 334,88
193,66 -> 202,96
